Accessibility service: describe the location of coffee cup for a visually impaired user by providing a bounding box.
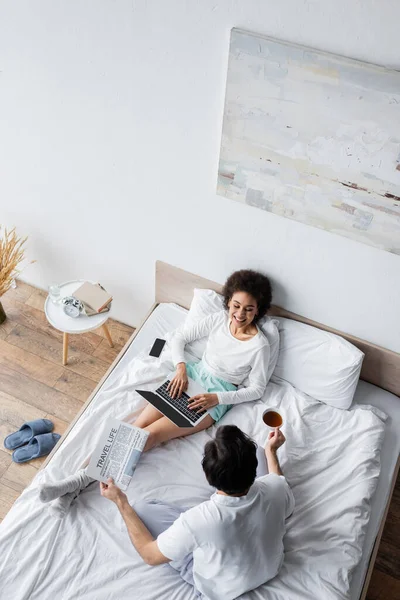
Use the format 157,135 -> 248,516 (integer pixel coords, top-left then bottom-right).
262,409 -> 284,431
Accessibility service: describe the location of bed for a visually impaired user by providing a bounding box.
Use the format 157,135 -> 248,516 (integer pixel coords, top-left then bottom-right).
0,261 -> 399,600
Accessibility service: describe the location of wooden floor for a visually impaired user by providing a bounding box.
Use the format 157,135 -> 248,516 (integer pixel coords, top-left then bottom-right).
0,282 -> 398,599
0,281 -> 134,521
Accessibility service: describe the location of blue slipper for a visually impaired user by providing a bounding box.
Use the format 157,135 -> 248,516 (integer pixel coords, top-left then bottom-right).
12,433 -> 61,463
4,419 -> 54,450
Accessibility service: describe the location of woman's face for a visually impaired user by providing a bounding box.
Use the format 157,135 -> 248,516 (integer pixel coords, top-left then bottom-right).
228,291 -> 258,328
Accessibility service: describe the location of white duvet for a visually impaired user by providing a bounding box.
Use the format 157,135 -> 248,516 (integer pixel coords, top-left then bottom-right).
0,343 -> 386,600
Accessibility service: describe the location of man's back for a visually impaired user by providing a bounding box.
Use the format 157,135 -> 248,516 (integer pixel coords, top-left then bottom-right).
157,473 -> 294,600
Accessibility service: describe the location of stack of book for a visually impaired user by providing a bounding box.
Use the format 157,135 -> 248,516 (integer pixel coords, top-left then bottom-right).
73,282 -> 112,316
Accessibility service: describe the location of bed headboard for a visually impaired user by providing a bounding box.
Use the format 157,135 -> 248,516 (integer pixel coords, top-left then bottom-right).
156,260 -> 400,397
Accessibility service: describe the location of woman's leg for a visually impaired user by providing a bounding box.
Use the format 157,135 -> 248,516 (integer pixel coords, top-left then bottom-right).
143,414 -> 214,451
40,411 -> 213,504
128,403 -> 164,428
39,468 -> 94,503
79,402 -> 163,469
38,405 -> 163,503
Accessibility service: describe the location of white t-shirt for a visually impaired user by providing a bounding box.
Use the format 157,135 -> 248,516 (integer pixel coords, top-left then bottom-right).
171,311 -> 271,405
157,474 -> 295,600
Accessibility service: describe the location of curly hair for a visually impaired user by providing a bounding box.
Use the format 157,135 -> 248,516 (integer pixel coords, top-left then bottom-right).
222,269 -> 272,323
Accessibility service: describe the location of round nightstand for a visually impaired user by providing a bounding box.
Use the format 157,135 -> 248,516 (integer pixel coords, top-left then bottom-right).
44,279 -> 114,365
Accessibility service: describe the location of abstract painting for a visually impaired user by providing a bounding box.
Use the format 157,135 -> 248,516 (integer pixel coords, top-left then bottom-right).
217,29 -> 400,254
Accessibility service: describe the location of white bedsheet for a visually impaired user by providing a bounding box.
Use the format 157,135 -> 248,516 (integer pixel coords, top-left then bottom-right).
0,304 -> 390,600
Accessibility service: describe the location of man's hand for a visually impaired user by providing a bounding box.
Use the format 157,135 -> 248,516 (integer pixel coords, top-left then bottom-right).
188,393 -> 218,413
167,363 -> 188,399
265,428 -> 286,476
100,478 -> 126,504
266,428 -> 286,452
102,480 -> 170,567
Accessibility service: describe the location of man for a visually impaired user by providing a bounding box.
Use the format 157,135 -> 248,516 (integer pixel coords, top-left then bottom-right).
100,425 -> 294,600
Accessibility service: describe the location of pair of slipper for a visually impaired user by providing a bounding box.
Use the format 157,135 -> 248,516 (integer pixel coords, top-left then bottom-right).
4,419 -> 61,463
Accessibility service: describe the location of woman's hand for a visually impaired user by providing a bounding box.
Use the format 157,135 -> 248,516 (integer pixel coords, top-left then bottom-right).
188,393 -> 219,413
167,363 -> 188,399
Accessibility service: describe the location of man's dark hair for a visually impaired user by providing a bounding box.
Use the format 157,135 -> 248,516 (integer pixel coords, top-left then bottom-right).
222,269 -> 272,324
202,425 -> 258,495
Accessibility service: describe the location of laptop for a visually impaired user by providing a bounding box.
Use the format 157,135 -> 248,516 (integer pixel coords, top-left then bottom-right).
136,374 -> 209,427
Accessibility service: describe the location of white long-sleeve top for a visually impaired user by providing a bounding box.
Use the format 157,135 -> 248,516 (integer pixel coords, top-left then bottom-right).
171,311 -> 270,405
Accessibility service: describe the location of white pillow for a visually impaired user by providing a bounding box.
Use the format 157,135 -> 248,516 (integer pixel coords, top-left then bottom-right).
188,288 -> 224,321
184,288 -> 280,382
273,317 -> 364,409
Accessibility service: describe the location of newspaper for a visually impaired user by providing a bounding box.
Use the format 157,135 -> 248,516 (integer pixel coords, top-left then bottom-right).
87,419 -> 149,491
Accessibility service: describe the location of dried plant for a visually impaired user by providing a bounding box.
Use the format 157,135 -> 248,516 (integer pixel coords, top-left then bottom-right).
0,226 -> 35,297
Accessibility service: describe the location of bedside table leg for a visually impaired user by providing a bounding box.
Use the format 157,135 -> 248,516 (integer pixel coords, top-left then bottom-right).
102,323 -> 114,348
63,333 -> 69,365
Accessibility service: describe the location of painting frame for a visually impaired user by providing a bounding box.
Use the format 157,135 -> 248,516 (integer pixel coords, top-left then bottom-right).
217,28 -> 400,254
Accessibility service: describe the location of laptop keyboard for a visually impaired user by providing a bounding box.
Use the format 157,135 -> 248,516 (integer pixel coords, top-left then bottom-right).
155,381 -> 203,424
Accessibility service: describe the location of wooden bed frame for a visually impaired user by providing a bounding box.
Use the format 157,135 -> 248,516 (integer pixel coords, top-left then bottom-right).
41,260 -> 400,600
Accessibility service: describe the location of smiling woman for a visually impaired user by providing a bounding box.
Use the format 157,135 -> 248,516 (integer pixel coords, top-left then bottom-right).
223,270 -> 272,340
223,270 -> 272,325
144,268 -> 274,440
229,291 -> 259,339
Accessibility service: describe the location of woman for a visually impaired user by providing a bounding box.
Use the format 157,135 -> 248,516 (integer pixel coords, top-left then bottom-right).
39,269 -> 273,515
136,268 -> 273,450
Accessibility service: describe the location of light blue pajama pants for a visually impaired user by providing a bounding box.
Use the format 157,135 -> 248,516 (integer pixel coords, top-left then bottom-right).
133,447 -> 268,595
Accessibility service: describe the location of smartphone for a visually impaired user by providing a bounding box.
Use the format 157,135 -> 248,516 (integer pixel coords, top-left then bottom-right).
149,338 -> 166,358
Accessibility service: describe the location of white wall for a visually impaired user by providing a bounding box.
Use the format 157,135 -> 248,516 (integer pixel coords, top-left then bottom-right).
1,0 -> 399,352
